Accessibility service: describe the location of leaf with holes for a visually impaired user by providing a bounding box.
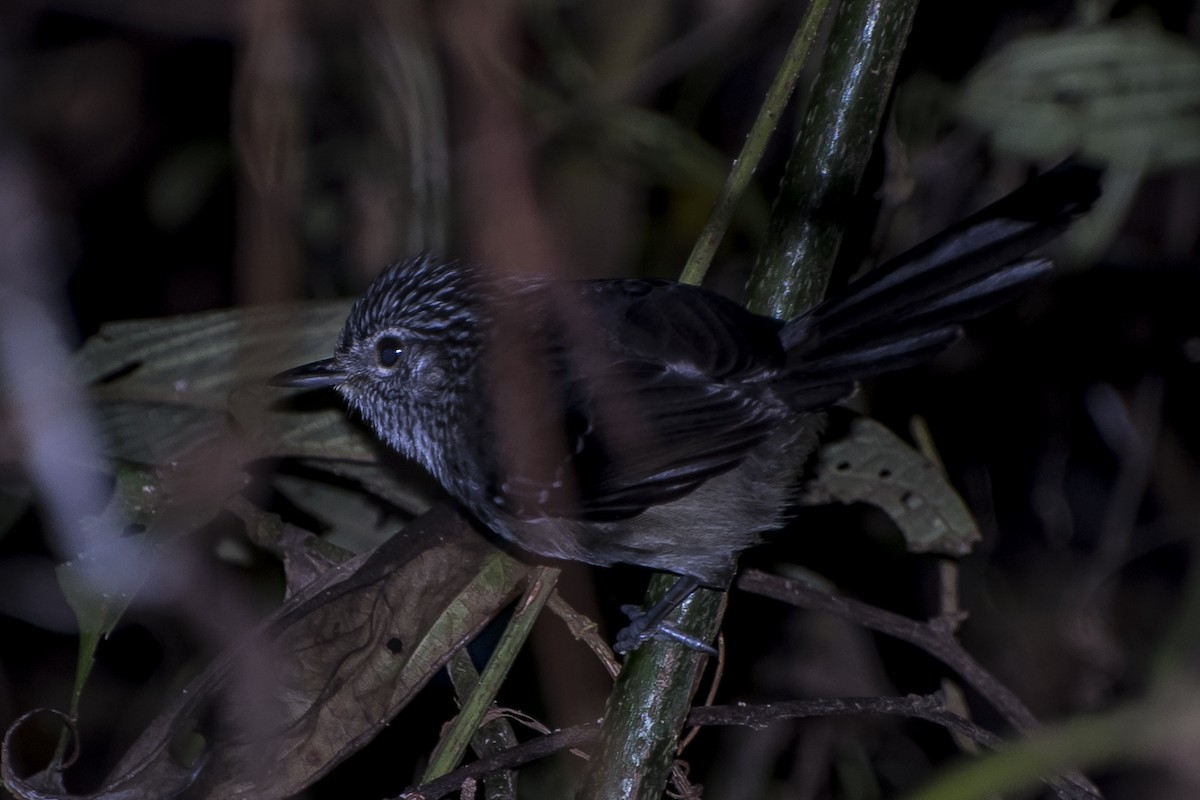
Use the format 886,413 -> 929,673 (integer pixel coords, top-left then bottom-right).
799,413 -> 980,556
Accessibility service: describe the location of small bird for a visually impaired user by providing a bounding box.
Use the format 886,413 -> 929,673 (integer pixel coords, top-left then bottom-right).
272,163 -> 1100,653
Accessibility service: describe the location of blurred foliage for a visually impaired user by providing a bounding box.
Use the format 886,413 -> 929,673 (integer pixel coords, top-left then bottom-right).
959,21 -> 1200,170
0,0 -> 1198,798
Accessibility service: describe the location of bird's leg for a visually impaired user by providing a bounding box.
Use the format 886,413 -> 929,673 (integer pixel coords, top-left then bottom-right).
613,576 -> 717,655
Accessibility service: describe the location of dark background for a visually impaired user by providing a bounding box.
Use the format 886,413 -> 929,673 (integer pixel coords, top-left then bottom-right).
1,0 -> 1198,797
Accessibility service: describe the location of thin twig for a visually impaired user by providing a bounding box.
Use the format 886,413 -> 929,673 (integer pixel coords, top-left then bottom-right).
546,590 -> 621,679
397,723 -> 601,799
737,568 -> 1040,730
737,568 -> 1104,797
397,693 -> 1101,800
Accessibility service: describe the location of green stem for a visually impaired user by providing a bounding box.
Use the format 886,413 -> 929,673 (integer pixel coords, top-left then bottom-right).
746,0 -> 922,319
679,0 -> 831,287
579,1 -> 921,796
422,566 -> 559,782
576,577 -> 723,798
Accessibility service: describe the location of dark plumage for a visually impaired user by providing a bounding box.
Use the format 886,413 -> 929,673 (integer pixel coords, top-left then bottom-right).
272,163 -> 1101,652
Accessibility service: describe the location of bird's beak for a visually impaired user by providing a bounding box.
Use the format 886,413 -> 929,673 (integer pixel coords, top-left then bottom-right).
269,358 -> 347,389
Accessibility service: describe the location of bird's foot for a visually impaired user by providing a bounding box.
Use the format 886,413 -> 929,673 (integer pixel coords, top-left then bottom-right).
614,606 -> 717,655
612,577 -> 716,656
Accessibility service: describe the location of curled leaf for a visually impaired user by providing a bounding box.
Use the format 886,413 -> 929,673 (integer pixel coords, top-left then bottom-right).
3,506 -> 529,800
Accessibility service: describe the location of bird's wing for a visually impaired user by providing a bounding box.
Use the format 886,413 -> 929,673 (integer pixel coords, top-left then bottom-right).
483,279 -> 790,521
484,163 -> 1105,521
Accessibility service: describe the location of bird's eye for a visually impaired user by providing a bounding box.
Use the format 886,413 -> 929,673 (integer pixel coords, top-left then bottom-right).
376,336 -> 402,369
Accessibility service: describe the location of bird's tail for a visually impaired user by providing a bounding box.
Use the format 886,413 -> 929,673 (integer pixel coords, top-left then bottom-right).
776,161 -> 1102,407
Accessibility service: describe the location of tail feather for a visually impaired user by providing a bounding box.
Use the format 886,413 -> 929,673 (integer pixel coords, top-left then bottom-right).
791,328 -> 961,383
807,256 -> 1053,360
778,161 -> 1100,397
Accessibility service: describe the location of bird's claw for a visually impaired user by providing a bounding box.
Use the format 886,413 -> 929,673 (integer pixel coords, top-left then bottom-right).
614,603 -> 717,656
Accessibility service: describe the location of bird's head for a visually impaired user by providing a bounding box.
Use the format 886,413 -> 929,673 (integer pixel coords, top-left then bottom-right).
270,255 -> 485,467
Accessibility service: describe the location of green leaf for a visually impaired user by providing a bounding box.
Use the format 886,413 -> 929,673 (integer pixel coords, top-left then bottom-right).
800,414 -> 980,556
78,303 -> 350,392
303,459 -> 432,516
78,302 -> 368,464
55,464 -> 157,714
272,470 -> 411,555
228,380 -> 378,462
10,507 -> 527,800
958,21 -> 1200,169
56,461 -> 243,717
